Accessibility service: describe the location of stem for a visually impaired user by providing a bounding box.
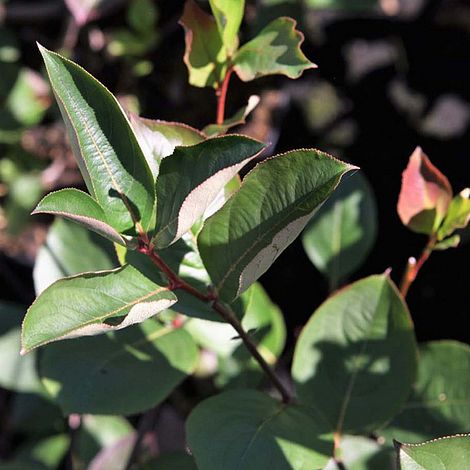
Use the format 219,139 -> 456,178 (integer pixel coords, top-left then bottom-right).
138,240 -> 292,403
216,66 -> 233,125
399,235 -> 436,298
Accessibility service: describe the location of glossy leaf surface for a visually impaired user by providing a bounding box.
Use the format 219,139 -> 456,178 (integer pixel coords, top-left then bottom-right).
302,172 -> 377,288
397,434 -> 470,470
292,274 -> 417,434
40,320 -> 198,415
22,265 -> 177,353
39,45 -> 155,233
187,389 -> 333,470
33,188 -> 126,246
233,17 -> 316,81
383,341 -> 470,443
397,147 -> 452,235
154,135 -> 264,248
199,149 -> 354,302
179,0 -> 226,88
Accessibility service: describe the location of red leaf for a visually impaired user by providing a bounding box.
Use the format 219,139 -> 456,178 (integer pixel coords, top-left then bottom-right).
397,147 -> 452,235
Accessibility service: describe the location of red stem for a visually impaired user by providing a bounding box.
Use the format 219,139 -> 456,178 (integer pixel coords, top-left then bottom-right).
216,66 -> 233,125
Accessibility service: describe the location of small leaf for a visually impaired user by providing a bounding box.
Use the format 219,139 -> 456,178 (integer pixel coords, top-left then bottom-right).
39,45 -> 155,233
397,147 -> 452,235
203,95 -> 260,136
198,149 -> 355,302
437,188 -> 470,240
232,17 -> 316,81
382,341 -> 470,444
292,274 -> 417,434
21,265 -> 177,353
208,0 -> 244,55
396,434 -> 470,470
33,218 -> 117,294
154,135 -> 265,248
179,0 -> 227,88
39,320 -> 198,415
33,189 -> 127,246
186,389 -> 333,470
433,234 -> 460,250
302,172 -> 377,289
129,115 -> 205,178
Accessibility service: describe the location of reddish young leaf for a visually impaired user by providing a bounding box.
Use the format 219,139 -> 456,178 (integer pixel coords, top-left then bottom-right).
397,147 -> 452,235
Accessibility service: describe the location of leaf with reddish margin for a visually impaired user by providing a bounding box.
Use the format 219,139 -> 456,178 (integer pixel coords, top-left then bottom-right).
179,0 -> 227,88
232,17 -> 316,82
397,147 -> 452,235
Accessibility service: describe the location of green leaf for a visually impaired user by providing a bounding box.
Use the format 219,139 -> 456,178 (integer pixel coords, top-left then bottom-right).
209,0 -> 244,55
382,341 -> 470,444
203,95 -> 259,136
15,434 -> 69,469
179,0 -> 227,88
33,218 -> 117,294
397,147 -> 452,235
129,115 -> 205,179
292,274 -> 417,434
437,188 -> 470,240
39,320 -> 198,414
302,172 -> 377,289
143,452 -> 197,470
33,189 -> 127,246
323,436 -> 393,470
396,434 -> 470,470
433,234 -> 460,251
232,17 -> 316,81
187,389 -> 333,470
21,264 -> 177,353
154,135 -> 265,248
185,282 -> 286,388
198,149 -> 355,302
38,44 -> 155,233
0,302 -> 41,393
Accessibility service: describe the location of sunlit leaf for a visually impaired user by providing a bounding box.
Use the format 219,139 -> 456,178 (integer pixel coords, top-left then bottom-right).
292,274 -> 417,434
233,17 -> 316,81
208,0 -> 244,54
198,149 -> 354,302
21,265 -> 177,353
187,389 -> 333,470
437,188 -> 470,240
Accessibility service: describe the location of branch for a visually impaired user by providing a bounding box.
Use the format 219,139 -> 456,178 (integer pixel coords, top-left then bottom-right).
216,66 -> 233,125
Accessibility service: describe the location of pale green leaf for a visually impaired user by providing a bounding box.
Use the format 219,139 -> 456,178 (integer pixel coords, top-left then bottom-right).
397,434 -> 470,470
233,17 -> 316,81
186,389 -> 333,470
154,135 -> 265,248
198,149 -> 355,302
203,95 -> 259,136
209,0 -> 244,54
39,45 -> 155,233
437,189 -> 470,240
21,264 -> 177,353
433,234 -> 460,251
179,0 -> 227,88
39,320 -> 199,414
302,172 -> 377,289
292,274 -> 417,434
33,188 -> 127,246
382,341 -> 470,444
129,115 -> 205,178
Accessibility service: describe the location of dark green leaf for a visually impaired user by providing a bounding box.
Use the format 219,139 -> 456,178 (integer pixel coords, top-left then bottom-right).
33,218 -> 117,294
39,45 -> 155,233
198,149 -> 355,302
179,0 -> 227,88
21,265 -> 177,353
187,389 -> 333,470
142,452 -> 197,470
302,172 -> 377,289
203,95 -> 259,136
382,341 -> 470,443
292,274 -> 417,434
154,135 -> 265,248
396,434 -> 470,470
15,434 -> 69,469
39,320 -> 198,414
208,0 -> 244,54
233,17 -> 316,81
33,189 -> 127,246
